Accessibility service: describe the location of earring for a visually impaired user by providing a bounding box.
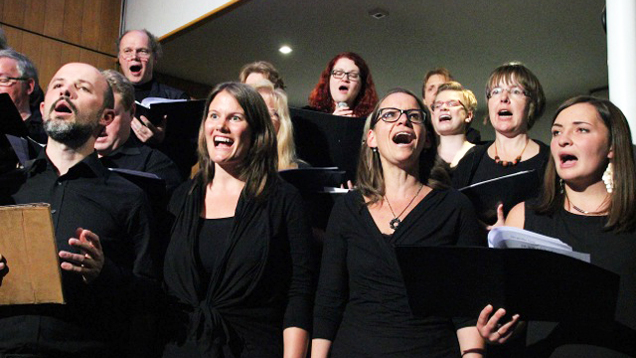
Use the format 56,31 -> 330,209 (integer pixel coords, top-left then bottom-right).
602,162 -> 614,193
559,178 -> 564,194
371,147 -> 378,153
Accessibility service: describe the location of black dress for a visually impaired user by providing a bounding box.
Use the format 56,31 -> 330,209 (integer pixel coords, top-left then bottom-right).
162,177 -> 314,358
313,188 -> 484,357
524,204 -> 636,357
452,141 -> 550,225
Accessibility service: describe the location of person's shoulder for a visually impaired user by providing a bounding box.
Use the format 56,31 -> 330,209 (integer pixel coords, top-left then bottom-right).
153,81 -> 188,100
106,170 -> 148,197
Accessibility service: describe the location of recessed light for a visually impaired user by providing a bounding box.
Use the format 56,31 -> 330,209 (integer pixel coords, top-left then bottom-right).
279,45 -> 292,54
368,8 -> 388,20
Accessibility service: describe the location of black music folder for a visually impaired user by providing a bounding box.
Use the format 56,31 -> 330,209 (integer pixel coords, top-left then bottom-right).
290,107 -> 365,181
279,167 -> 346,192
395,246 -> 619,322
0,93 -> 28,138
135,97 -> 205,127
135,98 -> 205,180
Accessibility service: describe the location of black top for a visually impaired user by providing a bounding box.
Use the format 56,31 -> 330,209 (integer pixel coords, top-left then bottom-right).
99,137 -> 183,193
196,217 -> 234,288
24,109 -> 47,144
524,204 -> 636,357
162,177 -> 314,358
0,151 -> 159,357
313,188 -> 484,357
452,141 -> 550,225
134,78 -> 189,102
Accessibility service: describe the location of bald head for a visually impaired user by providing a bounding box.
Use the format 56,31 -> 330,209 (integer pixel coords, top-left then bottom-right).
41,63 -> 115,148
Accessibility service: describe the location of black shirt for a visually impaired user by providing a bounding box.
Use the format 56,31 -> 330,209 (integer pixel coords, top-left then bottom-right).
524,204 -> 636,357
0,150 -> 159,357
134,78 -> 189,102
24,109 -> 47,145
99,137 -> 183,193
313,188 -> 483,357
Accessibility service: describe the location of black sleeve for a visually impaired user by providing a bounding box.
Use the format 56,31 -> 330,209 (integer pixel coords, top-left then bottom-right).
282,187 -> 315,331
313,196 -> 350,340
451,190 -> 486,330
90,193 -> 162,312
145,149 -> 184,194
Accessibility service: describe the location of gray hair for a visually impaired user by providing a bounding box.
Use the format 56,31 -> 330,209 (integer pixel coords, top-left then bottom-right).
117,29 -> 163,59
0,49 -> 38,85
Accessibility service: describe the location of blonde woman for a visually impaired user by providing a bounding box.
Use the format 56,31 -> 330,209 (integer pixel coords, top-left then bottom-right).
252,80 -> 306,170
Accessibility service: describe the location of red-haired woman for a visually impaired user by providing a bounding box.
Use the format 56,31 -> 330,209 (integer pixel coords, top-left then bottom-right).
308,52 -> 378,118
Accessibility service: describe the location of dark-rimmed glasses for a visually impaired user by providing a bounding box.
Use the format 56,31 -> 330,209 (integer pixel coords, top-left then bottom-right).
331,69 -> 360,81
377,108 -> 426,123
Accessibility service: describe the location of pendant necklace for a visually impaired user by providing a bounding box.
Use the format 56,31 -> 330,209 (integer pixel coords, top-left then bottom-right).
384,183 -> 424,230
565,193 -> 608,216
494,139 -> 529,167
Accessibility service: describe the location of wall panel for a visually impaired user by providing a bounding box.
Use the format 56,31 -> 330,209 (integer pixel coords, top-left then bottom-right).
0,0 -> 122,87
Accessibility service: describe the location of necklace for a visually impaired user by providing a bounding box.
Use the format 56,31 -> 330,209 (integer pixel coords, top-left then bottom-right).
494,139 -> 530,167
384,183 -> 424,230
565,193 -> 608,216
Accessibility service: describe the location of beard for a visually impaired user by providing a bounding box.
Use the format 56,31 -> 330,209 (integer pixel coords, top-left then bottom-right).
43,99 -> 101,149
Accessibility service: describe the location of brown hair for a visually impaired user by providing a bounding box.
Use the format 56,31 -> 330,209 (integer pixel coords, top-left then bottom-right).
356,88 -> 450,205
535,96 -> 636,233
239,61 -> 286,89
485,62 -> 545,130
196,82 -> 278,200
421,67 -> 454,98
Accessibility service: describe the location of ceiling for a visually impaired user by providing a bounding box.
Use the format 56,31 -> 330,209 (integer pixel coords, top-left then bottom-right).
156,0 -> 608,138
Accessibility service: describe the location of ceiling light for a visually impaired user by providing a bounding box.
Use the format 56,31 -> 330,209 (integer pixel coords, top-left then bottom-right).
279,46 -> 292,54
368,8 -> 388,20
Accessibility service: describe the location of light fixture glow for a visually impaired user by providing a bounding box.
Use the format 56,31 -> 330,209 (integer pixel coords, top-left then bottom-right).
279,45 -> 292,54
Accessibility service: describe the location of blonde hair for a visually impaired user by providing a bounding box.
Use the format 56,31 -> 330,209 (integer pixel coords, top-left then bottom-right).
252,80 -> 304,170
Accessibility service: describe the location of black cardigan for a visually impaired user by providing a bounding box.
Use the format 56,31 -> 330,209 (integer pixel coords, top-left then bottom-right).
162,176 -> 314,357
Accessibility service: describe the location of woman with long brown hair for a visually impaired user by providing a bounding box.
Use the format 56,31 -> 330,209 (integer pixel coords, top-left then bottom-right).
161,82 -> 313,358
478,96 -> 636,357
312,88 -> 485,357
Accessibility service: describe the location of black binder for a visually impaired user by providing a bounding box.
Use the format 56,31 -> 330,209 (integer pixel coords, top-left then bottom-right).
0,93 -> 28,138
395,246 -> 620,323
290,107 -> 365,181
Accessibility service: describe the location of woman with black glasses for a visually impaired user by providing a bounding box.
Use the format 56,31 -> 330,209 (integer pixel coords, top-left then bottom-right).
312,88 -> 485,357
307,52 -> 378,118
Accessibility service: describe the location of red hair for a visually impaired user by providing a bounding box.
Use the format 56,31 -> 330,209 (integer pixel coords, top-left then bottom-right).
308,52 -> 378,117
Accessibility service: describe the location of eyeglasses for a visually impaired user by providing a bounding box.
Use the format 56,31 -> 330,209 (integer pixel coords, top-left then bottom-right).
487,86 -> 529,99
377,108 -> 426,123
431,100 -> 466,111
120,48 -> 152,60
331,69 -> 360,81
0,76 -> 28,87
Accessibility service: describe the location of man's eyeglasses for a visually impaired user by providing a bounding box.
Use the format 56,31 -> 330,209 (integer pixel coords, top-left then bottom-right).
120,48 -> 152,60
377,108 -> 426,123
0,76 -> 28,87
487,86 -> 529,99
431,100 -> 466,112
331,70 -> 360,81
